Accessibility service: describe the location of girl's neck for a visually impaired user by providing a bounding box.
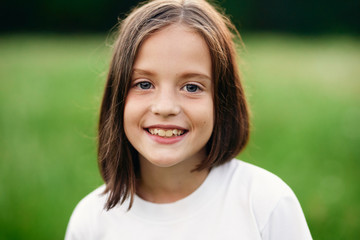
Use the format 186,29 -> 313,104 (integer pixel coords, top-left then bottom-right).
136,157 -> 210,204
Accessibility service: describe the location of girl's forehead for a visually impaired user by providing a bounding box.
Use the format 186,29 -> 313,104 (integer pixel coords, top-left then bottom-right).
132,23 -> 212,81
135,23 -> 210,61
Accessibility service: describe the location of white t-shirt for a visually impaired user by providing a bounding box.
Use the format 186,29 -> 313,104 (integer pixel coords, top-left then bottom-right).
65,159 -> 312,240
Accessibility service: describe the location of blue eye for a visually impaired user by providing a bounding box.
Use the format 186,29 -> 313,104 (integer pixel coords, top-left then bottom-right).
184,84 -> 200,92
137,81 -> 152,89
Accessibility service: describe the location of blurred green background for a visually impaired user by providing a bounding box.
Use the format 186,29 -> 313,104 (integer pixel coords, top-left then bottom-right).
1,0 -> 359,239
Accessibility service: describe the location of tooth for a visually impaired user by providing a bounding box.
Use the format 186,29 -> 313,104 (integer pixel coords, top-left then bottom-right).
148,128 -> 185,137
165,130 -> 173,137
158,129 -> 165,137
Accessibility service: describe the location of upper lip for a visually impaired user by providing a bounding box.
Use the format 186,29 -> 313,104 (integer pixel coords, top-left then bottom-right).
144,124 -> 187,130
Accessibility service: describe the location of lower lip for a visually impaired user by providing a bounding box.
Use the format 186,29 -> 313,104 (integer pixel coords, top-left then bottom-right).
145,130 -> 187,144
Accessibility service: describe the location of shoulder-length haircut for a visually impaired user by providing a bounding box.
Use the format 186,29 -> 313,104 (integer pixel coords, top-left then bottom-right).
98,0 -> 249,210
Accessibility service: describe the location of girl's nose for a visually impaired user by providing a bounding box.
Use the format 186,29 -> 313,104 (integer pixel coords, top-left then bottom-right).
150,91 -> 181,117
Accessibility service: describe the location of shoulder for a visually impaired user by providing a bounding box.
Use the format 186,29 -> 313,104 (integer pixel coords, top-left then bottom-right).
65,185 -> 108,240
224,159 -> 305,231
219,159 -> 311,238
71,185 -> 108,219
220,159 -> 293,198
235,159 -> 294,199
216,159 -> 296,213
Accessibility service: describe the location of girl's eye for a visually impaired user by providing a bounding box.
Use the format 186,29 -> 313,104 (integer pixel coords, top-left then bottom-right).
136,81 -> 153,90
184,84 -> 200,93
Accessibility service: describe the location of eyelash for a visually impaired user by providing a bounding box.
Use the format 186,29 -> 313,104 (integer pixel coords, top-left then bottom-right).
134,81 -> 203,93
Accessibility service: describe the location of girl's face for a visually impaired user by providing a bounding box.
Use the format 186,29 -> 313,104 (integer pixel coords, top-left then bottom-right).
124,24 -> 214,168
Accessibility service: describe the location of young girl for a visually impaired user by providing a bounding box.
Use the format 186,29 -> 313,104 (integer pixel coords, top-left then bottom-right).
66,0 -> 312,239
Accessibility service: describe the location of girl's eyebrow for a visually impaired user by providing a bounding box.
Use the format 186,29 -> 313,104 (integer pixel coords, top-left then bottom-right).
132,68 -> 156,77
179,72 -> 211,82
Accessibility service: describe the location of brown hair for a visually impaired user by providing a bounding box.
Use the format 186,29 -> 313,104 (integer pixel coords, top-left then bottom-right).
98,0 -> 249,210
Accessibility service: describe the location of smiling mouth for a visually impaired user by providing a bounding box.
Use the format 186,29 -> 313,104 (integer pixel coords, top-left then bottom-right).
147,128 -> 187,138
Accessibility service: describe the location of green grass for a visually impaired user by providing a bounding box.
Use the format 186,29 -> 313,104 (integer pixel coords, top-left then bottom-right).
0,34 -> 359,239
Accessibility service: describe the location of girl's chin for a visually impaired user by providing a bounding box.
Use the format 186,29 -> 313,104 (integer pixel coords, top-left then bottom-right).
143,157 -> 183,168
138,152 -> 190,168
